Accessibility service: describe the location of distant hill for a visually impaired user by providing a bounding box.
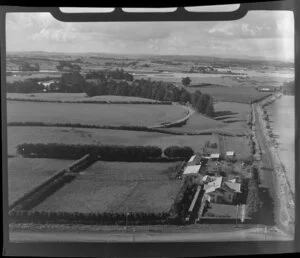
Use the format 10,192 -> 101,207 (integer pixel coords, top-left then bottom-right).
7,51 -> 293,66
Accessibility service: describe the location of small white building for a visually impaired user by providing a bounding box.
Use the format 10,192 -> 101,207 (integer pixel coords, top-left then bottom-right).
226,151 -> 235,157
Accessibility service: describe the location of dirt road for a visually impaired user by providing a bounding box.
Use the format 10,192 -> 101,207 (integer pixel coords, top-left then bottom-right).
10,226 -> 292,242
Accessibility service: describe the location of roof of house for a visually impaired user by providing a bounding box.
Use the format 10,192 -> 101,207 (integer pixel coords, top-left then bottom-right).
188,155 -> 196,162
224,181 -> 241,193
210,153 -> 220,159
183,165 -> 201,175
204,176 -> 223,193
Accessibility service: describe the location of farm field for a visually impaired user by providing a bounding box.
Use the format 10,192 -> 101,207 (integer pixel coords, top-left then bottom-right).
185,85 -> 271,103
32,161 -> 181,213
222,135 -> 252,160
7,126 -> 213,156
7,93 -> 161,103
7,101 -> 187,127
134,73 -> 245,87
6,73 -> 61,83
213,102 -> 251,134
8,157 -> 74,204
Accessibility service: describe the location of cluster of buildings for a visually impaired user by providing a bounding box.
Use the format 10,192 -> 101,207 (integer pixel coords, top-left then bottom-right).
183,151 -> 241,204
183,152 -> 245,222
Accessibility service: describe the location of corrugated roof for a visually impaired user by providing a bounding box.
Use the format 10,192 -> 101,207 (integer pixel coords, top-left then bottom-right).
203,177 -> 223,193
183,165 -> 201,175
224,182 -> 241,193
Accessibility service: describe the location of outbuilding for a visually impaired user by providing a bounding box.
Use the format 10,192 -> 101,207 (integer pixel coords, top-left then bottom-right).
183,164 -> 201,176
226,151 -> 235,157
210,153 -> 220,161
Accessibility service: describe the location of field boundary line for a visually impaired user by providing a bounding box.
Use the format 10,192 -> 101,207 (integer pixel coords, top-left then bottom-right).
9,154 -> 97,211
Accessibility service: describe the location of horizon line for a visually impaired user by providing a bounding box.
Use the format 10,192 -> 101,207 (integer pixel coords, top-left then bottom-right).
6,50 -> 294,64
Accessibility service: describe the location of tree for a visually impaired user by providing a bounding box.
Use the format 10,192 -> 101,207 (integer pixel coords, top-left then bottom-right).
205,97 -> 215,117
179,91 -> 191,103
181,77 -> 191,86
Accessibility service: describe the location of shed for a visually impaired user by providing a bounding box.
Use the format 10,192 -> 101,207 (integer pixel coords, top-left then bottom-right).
210,153 -> 220,161
226,151 -> 235,157
187,153 -> 201,166
183,165 -> 201,176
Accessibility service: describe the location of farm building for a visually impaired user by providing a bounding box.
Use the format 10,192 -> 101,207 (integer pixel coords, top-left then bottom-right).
210,153 -> 220,161
203,176 -> 223,193
188,185 -> 203,214
183,164 -> 201,177
226,151 -> 235,157
187,153 -> 201,166
203,176 -> 241,204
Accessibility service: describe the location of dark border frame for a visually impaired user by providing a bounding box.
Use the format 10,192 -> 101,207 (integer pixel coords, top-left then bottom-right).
1,1 -> 299,256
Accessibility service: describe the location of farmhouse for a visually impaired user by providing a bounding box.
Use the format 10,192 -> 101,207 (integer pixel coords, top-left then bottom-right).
202,176 -> 241,204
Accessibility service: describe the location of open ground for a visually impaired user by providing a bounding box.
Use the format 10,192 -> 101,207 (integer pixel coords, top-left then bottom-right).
8,157 -> 74,204
7,101 -> 188,127
32,161 -> 181,213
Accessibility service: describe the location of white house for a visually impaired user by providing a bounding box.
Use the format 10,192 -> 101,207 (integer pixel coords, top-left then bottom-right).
203,176 -> 241,204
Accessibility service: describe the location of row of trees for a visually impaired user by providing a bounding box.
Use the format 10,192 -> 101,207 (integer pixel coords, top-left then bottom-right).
18,62 -> 40,71
164,146 -> 194,159
85,77 -> 215,117
9,210 -> 173,225
17,143 -> 195,160
17,143 -> 162,160
85,68 -> 134,81
245,166 -> 260,220
56,61 -> 81,72
6,80 -> 44,93
169,174 -> 202,223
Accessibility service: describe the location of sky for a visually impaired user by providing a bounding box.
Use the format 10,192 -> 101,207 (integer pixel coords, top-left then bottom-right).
6,8 -> 294,62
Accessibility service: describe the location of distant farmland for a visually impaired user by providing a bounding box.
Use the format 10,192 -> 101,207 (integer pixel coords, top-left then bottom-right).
7,126 -> 213,156
7,101 -> 188,127
8,157 -> 74,204
32,161 -> 181,213
7,93 -> 162,103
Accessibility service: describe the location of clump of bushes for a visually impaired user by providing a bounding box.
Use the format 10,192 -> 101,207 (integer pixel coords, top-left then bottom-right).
245,166 -> 261,221
204,140 -> 218,149
164,146 -> 194,159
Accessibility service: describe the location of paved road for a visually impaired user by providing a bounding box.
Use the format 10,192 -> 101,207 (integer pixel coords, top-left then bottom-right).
253,104 -> 277,197
10,227 -> 292,243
